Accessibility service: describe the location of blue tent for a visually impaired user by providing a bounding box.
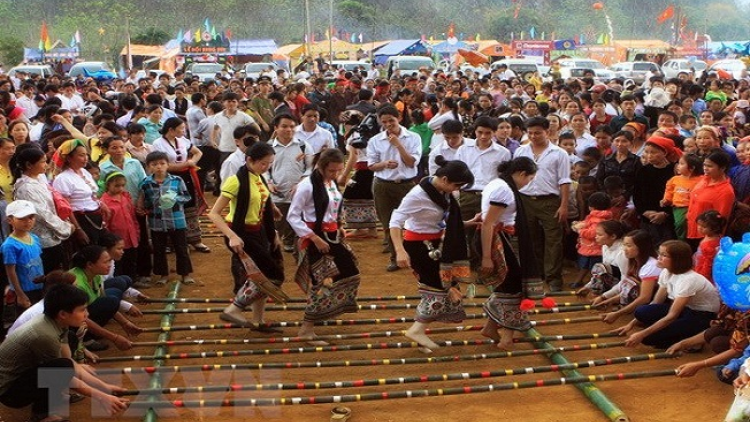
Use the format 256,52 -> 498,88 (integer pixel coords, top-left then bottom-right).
230,39 -> 278,56
431,40 -> 470,56
373,40 -> 429,64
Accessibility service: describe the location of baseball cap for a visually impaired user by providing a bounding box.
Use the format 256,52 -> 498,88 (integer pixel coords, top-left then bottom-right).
6,200 -> 37,218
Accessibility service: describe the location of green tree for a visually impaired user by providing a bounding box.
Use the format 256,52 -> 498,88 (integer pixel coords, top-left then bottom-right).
132,28 -> 172,45
0,36 -> 24,66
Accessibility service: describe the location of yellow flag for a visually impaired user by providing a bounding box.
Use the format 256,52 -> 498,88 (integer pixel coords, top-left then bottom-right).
194,29 -> 201,43
44,38 -> 52,51
476,33 -> 481,42
325,28 -> 330,40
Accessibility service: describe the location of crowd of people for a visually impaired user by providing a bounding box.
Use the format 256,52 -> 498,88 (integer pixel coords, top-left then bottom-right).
0,58 -> 749,420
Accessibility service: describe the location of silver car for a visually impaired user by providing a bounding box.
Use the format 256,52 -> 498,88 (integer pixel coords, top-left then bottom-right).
662,59 -> 707,80
609,61 -> 661,84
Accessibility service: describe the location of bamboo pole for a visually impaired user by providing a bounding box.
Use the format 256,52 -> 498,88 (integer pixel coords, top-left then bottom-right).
140,302 -> 590,315
124,369 -> 677,409
118,352 -> 670,396
97,341 -> 626,375
128,317 -> 601,348
98,333 -> 621,363
140,306 -> 594,333
142,282 -> 181,422
528,327 -> 630,422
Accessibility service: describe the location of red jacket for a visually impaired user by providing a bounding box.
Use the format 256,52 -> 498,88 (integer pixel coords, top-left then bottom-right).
577,209 -> 613,257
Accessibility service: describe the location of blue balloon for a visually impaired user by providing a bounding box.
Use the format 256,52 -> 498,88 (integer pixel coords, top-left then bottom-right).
714,233 -> 750,311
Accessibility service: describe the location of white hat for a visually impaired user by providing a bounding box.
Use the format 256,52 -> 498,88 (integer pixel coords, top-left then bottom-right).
737,99 -> 750,109
6,200 -> 37,218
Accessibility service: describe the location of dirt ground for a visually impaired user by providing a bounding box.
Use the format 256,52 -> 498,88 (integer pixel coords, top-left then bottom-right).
1,227 -> 736,422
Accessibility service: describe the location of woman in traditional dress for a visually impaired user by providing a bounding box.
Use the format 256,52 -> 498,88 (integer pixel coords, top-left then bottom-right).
478,156 -> 542,350
209,142 -> 285,332
390,155 -> 474,352
288,148 -> 360,345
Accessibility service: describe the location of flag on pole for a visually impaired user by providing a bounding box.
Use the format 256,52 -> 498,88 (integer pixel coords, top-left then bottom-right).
476,33 -> 481,41
204,18 -> 211,31
540,32 -> 545,40
176,30 -> 183,43
529,27 -> 536,39
74,30 -> 81,44
70,35 -> 76,48
194,29 -> 201,43
657,5 -> 675,24
183,29 -> 192,43
40,21 -> 51,52
358,33 -> 363,43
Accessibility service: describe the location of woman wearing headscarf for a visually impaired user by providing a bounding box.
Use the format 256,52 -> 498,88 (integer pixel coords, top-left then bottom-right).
51,139 -> 110,247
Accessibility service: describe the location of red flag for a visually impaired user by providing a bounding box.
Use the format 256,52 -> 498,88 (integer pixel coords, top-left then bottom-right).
656,5 -> 674,24
514,4 -> 521,19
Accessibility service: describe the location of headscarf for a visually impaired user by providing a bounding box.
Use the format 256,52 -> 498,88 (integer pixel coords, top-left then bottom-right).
51,139 -> 87,168
646,136 -> 683,163
624,122 -> 646,139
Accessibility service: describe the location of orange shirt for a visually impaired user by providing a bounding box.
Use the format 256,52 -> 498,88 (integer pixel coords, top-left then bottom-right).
686,176 -> 735,239
663,175 -> 701,208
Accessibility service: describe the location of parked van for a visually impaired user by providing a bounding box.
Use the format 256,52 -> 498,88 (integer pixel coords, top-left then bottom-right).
8,65 -> 56,79
384,55 -> 435,76
489,59 -> 540,81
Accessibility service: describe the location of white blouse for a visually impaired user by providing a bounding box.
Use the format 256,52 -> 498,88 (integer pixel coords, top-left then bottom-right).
51,168 -> 99,212
481,178 -> 516,227
152,136 -> 192,164
287,177 -> 342,239
389,184 -> 447,234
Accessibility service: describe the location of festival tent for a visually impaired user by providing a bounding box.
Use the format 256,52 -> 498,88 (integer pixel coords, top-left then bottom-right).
24,40 -> 78,62
373,39 -> 430,64
432,40 -> 470,56
612,39 -> 672,63
280,40 -> 363,61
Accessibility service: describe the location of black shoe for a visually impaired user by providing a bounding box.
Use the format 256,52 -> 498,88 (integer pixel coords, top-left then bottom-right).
386,262 -> 400,272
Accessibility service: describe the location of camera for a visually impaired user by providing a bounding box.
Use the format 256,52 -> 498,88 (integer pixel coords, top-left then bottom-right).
348,113 -> 380,149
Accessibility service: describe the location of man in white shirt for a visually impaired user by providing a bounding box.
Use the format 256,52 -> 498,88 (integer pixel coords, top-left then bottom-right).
455,116 -> 511,265
268,114 -> 314,253
295,104 -> 335,155
514,117 -> 571,292
366,104 -> 422,271
428,120 -> 466,176
219,125 -> 260,183
15,83 -> 39,121
210,92 -> 258,195
57,82 -> 85,114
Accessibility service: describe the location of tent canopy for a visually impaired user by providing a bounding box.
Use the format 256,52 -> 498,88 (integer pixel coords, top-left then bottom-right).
432,40 -> 470,55
373,40 -> 429,64
229,39 -> 278,56
278,40 -> 363,60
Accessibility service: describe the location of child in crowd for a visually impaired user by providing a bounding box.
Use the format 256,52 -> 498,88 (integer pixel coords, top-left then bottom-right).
661,153 -> 703,240
679,114 -> 697,138
593,230 -> 661,324
589,99 -> 612,133
559,131 -> 580,164
682,137 -> 697,155
576,220 -> 628,297
138,151 -> 195,285
693,210 -> 725,283
576,175 -> 598,219
581,146 -> 603,176
603,176 -> 627,221
617,240 -> 720,349
2,200 -> 44,312
101,172 -> 139,280
571,192 -> 613,288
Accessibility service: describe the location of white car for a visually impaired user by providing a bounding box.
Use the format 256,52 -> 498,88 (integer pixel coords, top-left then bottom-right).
490,59 -> 540,81
8,64 -> 56,79
240,62 -> 281,81
661,59 -> 707,80
610,61 -> 661,84
184,62 -> 226,82
331,60 -> 372,72
557,59 -> 615,82
708,59 -> 747,80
